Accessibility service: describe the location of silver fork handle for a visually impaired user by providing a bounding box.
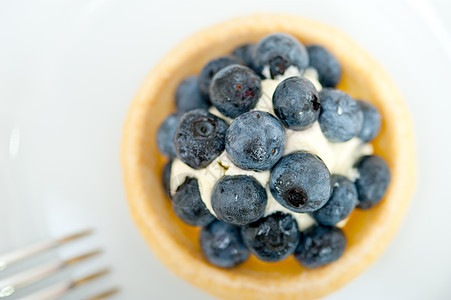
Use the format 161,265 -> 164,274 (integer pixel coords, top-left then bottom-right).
0,240 -> 57,271
0,260 -> 63,297
0,229 -> 93,272
17,281 -> 71,300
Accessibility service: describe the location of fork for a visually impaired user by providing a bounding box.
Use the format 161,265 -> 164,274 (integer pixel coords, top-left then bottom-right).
0,230 -> 118,299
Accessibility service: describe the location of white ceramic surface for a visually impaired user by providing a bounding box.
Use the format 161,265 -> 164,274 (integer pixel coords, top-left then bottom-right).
1,1 -> 450,299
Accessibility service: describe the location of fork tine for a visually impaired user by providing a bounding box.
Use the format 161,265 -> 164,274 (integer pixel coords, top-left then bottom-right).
0,229 -> 93,272
16,268 -> 111,300
84,287 -> 119,300
71,268 -> 110,287
64,249 -> 102,266
0,250 -> 102,297
56,229 -> 93,245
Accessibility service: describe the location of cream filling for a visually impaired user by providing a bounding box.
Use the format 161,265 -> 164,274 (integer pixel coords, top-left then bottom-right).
170,67 -> 372,231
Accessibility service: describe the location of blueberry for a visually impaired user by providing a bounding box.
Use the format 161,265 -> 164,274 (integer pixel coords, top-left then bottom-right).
318,88 -> 363,142
241,212 -> 300,262
211,175 -> 267,226
174,109 -> 228,169
225,111 -> 286,171
356,100 -> 382,142
199,55 -> 243,98
156,113 -> 181,158
162,160 -> 172,199
312,175 -> 358,226
253,33 -> 309,78
273,76 -> 320,130
175,76 -> 210,112
294,224 -> 346,268
200,220 -> 250,268
270,151 -> 332,213
306,45 -> 342,88
232,44 -> 257,70
209,65 -> 261,118
355,155 -> 391,209
172,177 -> 215,226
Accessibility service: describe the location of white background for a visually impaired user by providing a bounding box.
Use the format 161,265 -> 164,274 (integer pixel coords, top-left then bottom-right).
1,0 -> 451,299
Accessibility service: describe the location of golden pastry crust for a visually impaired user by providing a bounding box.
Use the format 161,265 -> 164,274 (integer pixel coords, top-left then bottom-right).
121,14 -> 416,300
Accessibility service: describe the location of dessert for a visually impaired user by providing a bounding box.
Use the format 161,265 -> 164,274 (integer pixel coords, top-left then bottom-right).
122,15 -> 416,300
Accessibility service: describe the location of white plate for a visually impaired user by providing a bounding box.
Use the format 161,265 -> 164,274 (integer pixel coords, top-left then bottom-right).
1,1 -> 451,299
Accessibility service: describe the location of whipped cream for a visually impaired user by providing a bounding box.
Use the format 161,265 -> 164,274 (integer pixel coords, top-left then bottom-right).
170,67 -> 372,231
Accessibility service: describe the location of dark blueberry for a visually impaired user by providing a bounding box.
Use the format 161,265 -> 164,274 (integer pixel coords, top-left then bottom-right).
270,151 -> 332,213
318,88 -> 363,142
209,65 -> 261,118
174,109 -> 228,169
356,100 -> 382,143
232,44 -> 257,70
199,55 -> 243,98
156,113 -> 181,158
241,212 -> 300,262
225,111 -> 286,171
355,155 -> 391,209
253,33 -> 309,78
273,76 -> 320,130
312,175 -> 358,226
175,76 -> 210,112
172,177 -> 215,226
162,160 -> 172,199
306,45 -> 342,88
294,224 -> 346,268
200,219 -> 250,268
211,175 -> 267,226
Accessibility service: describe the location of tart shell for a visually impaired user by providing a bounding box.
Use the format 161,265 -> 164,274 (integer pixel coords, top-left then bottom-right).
121,14 -> 416,300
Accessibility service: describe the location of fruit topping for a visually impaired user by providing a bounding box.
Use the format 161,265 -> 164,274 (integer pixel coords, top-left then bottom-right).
156,113 -> 182,158
356,100 -> 382,143
162,160 -> 173,199
241,212 -> 300,262
158,31 -> 392,269
318,88 -> 363,142
232,44 -> 257,71
253,33 -> 309,78
199,55 -> 243,98
212,175 -> 267,226
270,151 -> 332,213
175,109 -> 228,169
210,65 -> 261,118
294,224 -> 346,268
306,45 -> 341,88
355,155 -> 390,209
225,111 -> 286,171
200,220 -> 250,268
175,76 -> 210,112
273,76 -> 320,130
172,177 -> 215,226
312,175 -> 358,226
